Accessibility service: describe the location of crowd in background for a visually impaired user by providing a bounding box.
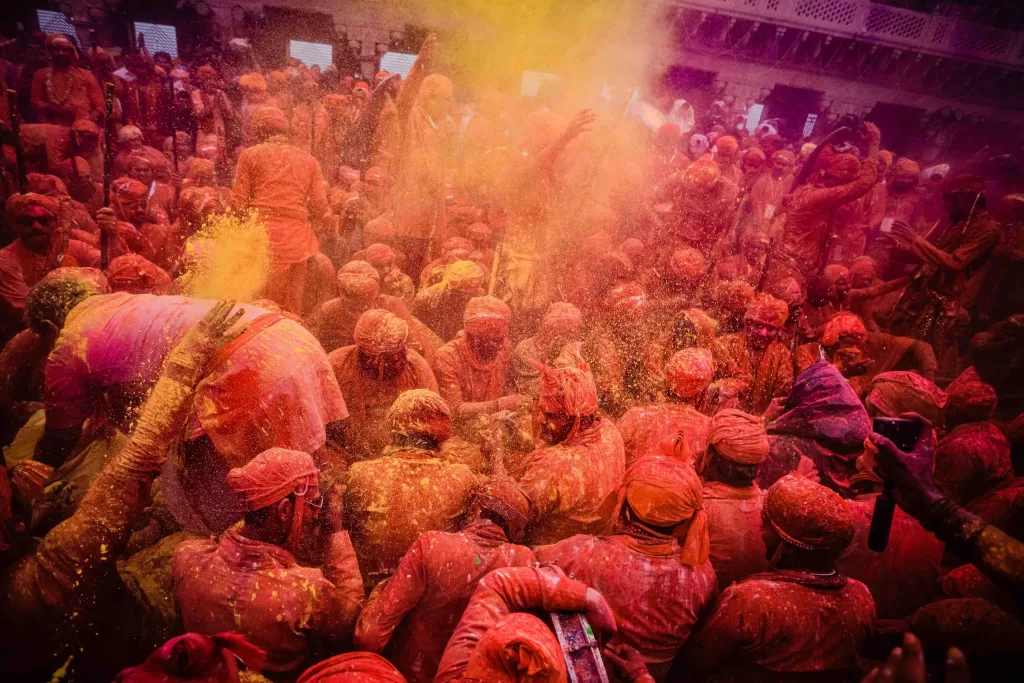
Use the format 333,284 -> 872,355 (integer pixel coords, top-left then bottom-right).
0,24 -> 1024,683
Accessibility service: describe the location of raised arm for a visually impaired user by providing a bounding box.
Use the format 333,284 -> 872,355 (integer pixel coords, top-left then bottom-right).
395,34 -> 438,126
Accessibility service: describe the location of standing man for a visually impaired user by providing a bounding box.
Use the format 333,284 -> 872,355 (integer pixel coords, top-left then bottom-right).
30,35 -> 103,125
232,106 -> 329,313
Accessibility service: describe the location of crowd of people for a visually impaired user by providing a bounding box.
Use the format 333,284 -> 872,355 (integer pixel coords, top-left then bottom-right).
1,25 -> 1024,683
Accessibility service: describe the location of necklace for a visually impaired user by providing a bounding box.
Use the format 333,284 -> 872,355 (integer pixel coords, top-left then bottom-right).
46,69 -> 73,106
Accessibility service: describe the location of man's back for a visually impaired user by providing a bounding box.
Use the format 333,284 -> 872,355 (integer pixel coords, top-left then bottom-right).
536,533 -> 718,681
617,402 -> 711,467
703,481 -> 768,590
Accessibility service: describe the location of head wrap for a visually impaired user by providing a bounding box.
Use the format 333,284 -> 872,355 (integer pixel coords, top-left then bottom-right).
387,389 -> 452,443
252,106 -> 289,137
945,173 -> 985,196
186,158 -> 216,181
5,193 -> 59,222
714,135 -> 739,156
112,176 -> 149,201
59,156 -> 92,182
239,72 -> 267,91
322,94 -> 350,111
71,118 -> 101,138
226,448 -> 318,511
689,134 -> 709,157
765,277 -> 805,308
799,142 -> 817,159
711,279 -> 755,314
772,149 -> 796,166
361,243 -> 395,269
946,366 -> 998,421
922,163 -> 950,182
106,254 -> 172,294
297,652 -> 406,683
464,613 -> 565,683
440,236 -> 473,258
709,409 -> 769,465
934,423 -> 1013,504
675,308 -> 718,347
824,264 -> 849,285
354,309 -> 409,354
26,173 -> 68,197
46,34 -> 76,52
539,301 -> 582,341
194,65 -> 217,85
744,293 -> 788,328
657,122 -> 682,145
823,153 -> 859,182
850,256 -> 877,282
472,477 -> 533,543
665,348 -> 714,399
337,260 -> 381,301
764,474 -> 854,556
743,147 -> 767,168
116,632 -> 266,683
533,350 -> 599,419
178,187 -> 221,225
418,74 -> 453,103
878,149 -> 894,168
683,157 -> 720,190
267,70 -> 287,87
118,125 -> 144,144
867,371 -> 948,426
445,260 -> 486,294
622,456 -> 710,565
892,157 -> 920,178
7,460 -> 53,506
463,295 -> 511,337
668,247 -> 707,281
821,311 -> 868,346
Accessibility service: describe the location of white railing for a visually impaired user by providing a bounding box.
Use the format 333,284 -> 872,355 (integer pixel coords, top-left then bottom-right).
671,0 -> 1024,67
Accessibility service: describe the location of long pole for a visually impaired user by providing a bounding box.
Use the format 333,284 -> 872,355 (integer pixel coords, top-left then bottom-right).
7,90 -> 26,194
101,82 -> 116,270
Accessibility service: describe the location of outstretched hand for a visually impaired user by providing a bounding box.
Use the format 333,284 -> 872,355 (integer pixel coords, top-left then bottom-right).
172,301 -> 247,374
563,109 -> 597,143
867,414 -> 943,520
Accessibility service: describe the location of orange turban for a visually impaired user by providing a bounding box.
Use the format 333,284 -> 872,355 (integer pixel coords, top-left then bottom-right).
715,135 -> 739,155
194,65 -> 218,85
360,243 -> 395,268
683,157 -> 720,191
353,309 -> 408,354
26,173 -> 68,197
539,301 -> 582,340
946,366 -> 997,421
178,187 -> 222,225
711,279 -> 755,314
709,408 -> 769,465
387,389 -> 452,444
464,295 -> 511,337
471,477 -> 533,543
821,311 -> 868,346
623,455 -> 710,565
445,260 -> 486,293
252,106 -> 289,137
893,157 -> 920,178
239,72 -> 267,91
106,254 -> 172,294
112,177 -> 148,201
765,277 -> 805,308
268,71 -> 287,88
533,351 -> 598,418
878,150 -> 894,168
226,448 -> 318,511
850,256 -> 877,282
665,348 -> 714,399
867,371 -> 948,426
59,156 -> 92,182
823,154 -> 860,183
824,264 -> 849,285
298,652 -> 407,683
464,613 -> 565,683
744,293 -> 788,328
186,158 -> 216,181
743,147 -> 767,168
676,308 -> 718,347
668,247 -> 708,281
764,474 -> 855,555
337,260 -> 381,301
5,193 -> 59,221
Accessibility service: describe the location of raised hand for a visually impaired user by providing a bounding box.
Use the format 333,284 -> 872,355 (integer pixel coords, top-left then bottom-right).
868,414 -> 942,519
167,301 -> 247,382
563,109 -> 597,143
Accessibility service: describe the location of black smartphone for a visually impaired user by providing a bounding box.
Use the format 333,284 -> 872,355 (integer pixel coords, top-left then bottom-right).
872,417 -> 922,453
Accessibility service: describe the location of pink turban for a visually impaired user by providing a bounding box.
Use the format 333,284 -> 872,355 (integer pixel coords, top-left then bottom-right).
946,367 -> 997,421
709,408 -> 769,465
354,309 -> 408,354
463,295 -> 511,337
226,448 -> 318,511
665,348 -> 714,399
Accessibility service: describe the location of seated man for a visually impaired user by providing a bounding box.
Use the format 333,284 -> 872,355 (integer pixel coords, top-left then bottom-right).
700,409 -> 771,590
640,308 -> 718,402
681,475 -> 874,681
508,352 -> 625,544
617,348 -> 714,466
535,455 -> 718,681
433,295 -> 523,425
413,260 -> 486,342
328,309 -> 437,461
344,389 -> 478,587
354,478 -> 535,683
711,293 -> 793,414
361,243 -> 416,304
512,301 -> 582,397
172,448 -> 364,674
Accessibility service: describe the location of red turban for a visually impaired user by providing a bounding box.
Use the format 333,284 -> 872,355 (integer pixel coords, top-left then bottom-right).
946,367 -> 997,421
715,135 -> 739,155
533,350 -> 599,418
622,455 -> 710,565
112,177 -> 149,201
823,154 -> 860,183
5,193 -> 60,222
27,173 -> 68,197
539,301 -> 582,340
337,260 -> 381,301
850,256 -> 877,282
354,309 -> 408,353
117,632 -> 266,683
359,244 -> 395,268
464,295 -> 511,337
657,122 -> 682,145
709,408 -> 769,465
45,34 -> 76,55
892,157 -> 920,178
106,254 -> 172,294
464,613 -> 565,683
711,279 -> 755,314
867,371 -> 948,427
765,277 -> 805,308
764,474 -> 854,555
821,311 -> 868,347
8,460 -> 54,505
677,308 -> 718,347
472,477 -> 533,543
824,264 -> 849,285
252,106 -> 290,137
668,247 -> 707,281
683,157 -> 720,191
71,118 -> 101,137
665,348 -> 714,399
743,147 -> 767,168
178,187 -> 222,224
298,652 -> 407,683
388,389 -> 452,443
744,293 -> 788,328
226,448 -> 318,511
